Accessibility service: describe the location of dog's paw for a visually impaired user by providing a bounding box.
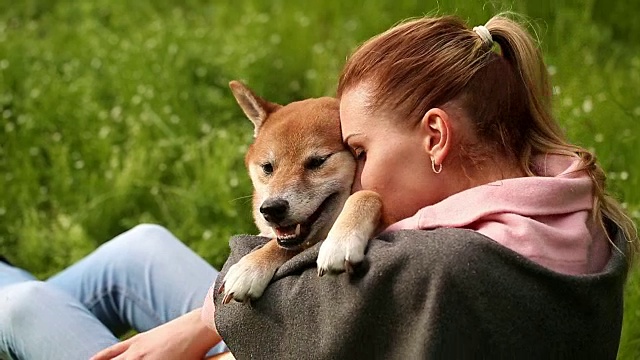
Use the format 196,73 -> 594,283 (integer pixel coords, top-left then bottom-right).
316,230 -> 368,276
219,256 -> 277,304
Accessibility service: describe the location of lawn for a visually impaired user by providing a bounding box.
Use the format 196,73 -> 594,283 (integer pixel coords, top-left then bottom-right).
1,0 -> 639,357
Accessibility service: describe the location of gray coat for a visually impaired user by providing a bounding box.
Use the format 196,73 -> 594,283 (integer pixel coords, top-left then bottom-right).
214,226 -> 628,359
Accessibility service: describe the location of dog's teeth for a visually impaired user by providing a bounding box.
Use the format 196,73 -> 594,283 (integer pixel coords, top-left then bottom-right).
295,224 -> 301,236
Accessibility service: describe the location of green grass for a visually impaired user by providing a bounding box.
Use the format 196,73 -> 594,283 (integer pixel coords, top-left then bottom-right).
1,0 -> 639,356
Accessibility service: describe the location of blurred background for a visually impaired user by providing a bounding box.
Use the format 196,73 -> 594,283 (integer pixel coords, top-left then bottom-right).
0,0 -> 639,357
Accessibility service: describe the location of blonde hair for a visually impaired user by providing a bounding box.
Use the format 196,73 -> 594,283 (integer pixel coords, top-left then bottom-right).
337,13 -> 638,267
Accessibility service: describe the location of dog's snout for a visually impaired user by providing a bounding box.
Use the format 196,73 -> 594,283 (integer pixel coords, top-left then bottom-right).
260,198 -> 289,223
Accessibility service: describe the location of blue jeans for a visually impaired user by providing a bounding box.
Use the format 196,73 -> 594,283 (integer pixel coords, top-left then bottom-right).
0,224 -> 226,360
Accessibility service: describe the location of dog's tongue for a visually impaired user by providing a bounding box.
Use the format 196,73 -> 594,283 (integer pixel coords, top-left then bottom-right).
275,224 -> 300,238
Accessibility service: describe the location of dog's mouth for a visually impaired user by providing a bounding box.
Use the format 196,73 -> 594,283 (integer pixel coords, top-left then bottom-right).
274,193 -> 339,249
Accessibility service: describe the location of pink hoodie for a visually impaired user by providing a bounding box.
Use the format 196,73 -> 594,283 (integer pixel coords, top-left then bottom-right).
385,154 -> 610,275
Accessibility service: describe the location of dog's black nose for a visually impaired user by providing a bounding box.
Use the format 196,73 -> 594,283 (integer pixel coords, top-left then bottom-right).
260,198 -> 289,223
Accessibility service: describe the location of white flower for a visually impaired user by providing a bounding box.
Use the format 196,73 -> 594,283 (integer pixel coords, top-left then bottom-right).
594,133 -> 604,143
582,98 -> 593,113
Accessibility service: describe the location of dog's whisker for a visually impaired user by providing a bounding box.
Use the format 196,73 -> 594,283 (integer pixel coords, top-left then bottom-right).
230,194 -> 253,203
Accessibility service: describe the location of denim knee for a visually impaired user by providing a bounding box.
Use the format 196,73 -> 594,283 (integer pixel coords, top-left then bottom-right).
0,281 -> 56,338
111,224 -> 177,249
95,224 -> 182,272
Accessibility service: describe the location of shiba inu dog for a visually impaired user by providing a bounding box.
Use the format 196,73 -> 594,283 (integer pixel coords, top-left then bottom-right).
219,81 -> 382,304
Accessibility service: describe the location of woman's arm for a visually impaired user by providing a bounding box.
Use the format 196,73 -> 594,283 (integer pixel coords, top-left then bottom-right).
91,307 -> 223,360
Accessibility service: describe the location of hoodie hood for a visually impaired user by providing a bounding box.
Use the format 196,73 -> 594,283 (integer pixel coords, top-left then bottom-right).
385,154 -> 610,275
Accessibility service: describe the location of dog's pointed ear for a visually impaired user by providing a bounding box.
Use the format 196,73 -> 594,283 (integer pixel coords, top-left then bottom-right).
229,80 -> 281,137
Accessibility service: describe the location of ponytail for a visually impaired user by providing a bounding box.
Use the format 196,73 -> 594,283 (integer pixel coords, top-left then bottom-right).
486,13 -> 638,266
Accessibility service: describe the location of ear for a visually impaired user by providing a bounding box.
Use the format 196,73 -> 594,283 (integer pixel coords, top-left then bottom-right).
420,108 -> 452,167
229,80 -> 282,137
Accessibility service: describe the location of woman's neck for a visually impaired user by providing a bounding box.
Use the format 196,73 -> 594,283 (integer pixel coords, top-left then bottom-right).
459,157 -> 527,191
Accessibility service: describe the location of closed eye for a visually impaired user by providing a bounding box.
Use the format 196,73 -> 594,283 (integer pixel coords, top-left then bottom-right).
305,154 -> 331,170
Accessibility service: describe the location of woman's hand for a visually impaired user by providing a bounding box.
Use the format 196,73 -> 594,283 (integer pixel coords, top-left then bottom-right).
90,308 -> 223,360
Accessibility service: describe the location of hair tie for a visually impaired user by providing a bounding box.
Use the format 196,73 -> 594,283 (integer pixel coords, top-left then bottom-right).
472,25 -> 493,48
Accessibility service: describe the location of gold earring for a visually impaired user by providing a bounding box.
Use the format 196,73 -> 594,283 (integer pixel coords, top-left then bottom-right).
431,158 -> 442,174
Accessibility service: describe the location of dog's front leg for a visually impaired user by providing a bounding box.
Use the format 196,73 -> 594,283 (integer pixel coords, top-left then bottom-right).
220,239 -> 296,304
316,190 -> 382,276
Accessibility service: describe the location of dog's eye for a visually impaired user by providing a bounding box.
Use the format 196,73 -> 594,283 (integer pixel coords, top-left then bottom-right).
305,155 -> 329,170
261,162 -> 274,175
